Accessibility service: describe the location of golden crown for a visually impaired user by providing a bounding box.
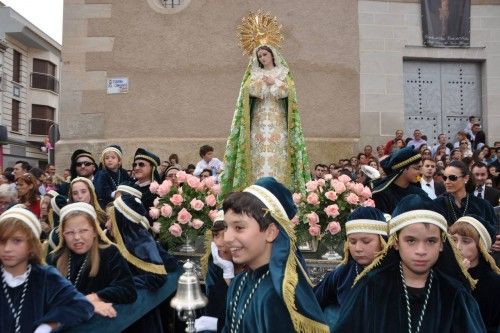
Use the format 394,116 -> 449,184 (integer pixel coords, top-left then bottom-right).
237,10 -> 283,56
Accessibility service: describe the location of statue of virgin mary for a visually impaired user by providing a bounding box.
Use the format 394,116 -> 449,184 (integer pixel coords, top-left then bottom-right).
219,12 -> 310,198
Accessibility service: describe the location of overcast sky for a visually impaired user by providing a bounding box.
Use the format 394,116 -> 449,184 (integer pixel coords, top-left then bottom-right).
2,0 -> 63,44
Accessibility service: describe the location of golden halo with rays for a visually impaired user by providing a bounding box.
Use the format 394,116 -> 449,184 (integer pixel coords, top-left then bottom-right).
237,10 -> 283,56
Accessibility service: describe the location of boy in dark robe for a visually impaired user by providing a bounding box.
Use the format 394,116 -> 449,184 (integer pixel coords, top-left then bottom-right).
334,194 -> 486,332
371,146 -> 428,214
222,177 -> 329,333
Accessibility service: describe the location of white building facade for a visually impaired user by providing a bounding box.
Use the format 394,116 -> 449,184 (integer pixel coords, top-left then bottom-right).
0,3 -> 61,169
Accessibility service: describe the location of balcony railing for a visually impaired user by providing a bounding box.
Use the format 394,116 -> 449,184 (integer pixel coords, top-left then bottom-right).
30,72 -> 59,93
29,118 -> 55,136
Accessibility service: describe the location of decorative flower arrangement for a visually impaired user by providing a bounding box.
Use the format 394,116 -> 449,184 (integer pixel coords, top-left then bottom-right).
292,174 -> 374,254
149,171 -> 221,250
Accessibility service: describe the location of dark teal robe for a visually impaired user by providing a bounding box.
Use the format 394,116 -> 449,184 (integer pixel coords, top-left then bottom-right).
0,264 -> 93,333
135,183 -> 158,226
222,264 -> 295,332
469,259 -> 500,333
93,168 -> 132,209
314,261 -> 358,330
434,194 -> 498,227
373,183 -> 428,214
314,260 -> 358,309
204,255 -> 229,332
47,245 -> 137,304
333,261 -> 487,332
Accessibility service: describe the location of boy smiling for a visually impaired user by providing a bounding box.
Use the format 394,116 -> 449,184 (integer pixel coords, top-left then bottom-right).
221,177 -> 328,333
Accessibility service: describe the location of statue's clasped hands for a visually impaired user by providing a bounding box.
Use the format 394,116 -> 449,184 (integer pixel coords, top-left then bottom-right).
262,75 -> 275,86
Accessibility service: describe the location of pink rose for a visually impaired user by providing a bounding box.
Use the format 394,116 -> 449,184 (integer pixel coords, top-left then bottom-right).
292,193 -> 302,204
170,194 -> 184,206
338,174 -> 352,184
290,215 -> 299,226
309,225 -> 321,237
160,204 -> 173,218
306,212 -> 320,226
362,198 -> 376,207
317,179 -> 326,187
331,180 -> 346,194
202,176 -> 215,188
191,218 -> 204,230
324,191 -> 337,202
306,193 -> 320,205
205,194 -> 217,207
305,180 -> 319,192
149,207 -> 160,220
157,179 -> 173,197
209,209 -> 219,222
176,170 -> 188,183
187,175 -> 201,189
168,223 -> 183,237
211,184 -> 221,195
346,192 -> 360,205
190,199 -> 205,211
361,186 -> 372,199
153,197 -> 160,207
177,208 -> 192,224
327,221 -> 341,235
324,204 -> 340,218
324,174 -> 333,181
353,183 -> 365,196
149,181 -> 160,194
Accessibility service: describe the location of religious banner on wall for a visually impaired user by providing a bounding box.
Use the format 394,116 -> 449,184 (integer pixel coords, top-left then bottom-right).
421,0 -> 470,47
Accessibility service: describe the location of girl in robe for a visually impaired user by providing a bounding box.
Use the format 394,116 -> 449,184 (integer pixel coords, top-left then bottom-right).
0,206 -> 93,333
68,177 -> 107,228
314,207 -> 388,330
47,202 -> 136,318
450,215 -> 500,332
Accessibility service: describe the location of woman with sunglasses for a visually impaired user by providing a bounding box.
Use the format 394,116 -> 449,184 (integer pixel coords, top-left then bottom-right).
433,160 -> 498,228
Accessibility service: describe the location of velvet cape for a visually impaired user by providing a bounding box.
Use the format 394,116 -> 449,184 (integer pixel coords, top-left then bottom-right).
107,195 -> 179,290
333,260 -> 486,332
434,193 -> 498,227
47,245 -> 137,304
203,254 -> 229,333
469,258 -> 500,333
372,182 -> 428,214
93,168 -> 132,209
0,264 -> 94,333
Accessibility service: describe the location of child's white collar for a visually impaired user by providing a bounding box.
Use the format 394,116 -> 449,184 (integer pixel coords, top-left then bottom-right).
2,265 -> 31,287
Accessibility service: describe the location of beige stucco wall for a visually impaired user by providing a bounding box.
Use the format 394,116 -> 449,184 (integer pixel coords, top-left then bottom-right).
57,0 -> 360,169
358,0 -> 500,150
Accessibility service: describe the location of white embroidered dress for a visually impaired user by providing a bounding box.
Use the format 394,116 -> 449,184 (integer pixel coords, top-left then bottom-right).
249,65 -> 289,184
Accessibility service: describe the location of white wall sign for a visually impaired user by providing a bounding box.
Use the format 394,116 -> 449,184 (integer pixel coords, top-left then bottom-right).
107,77 -> 129,94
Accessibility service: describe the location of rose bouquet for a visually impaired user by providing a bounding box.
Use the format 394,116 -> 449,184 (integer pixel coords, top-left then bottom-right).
292,174 -> 374,255
149,171 -> 220,251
